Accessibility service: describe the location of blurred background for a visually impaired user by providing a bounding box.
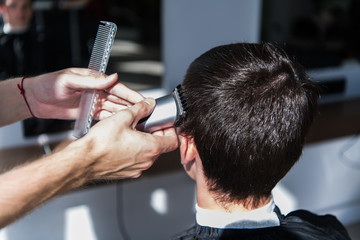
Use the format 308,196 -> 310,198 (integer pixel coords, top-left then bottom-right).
0,0 -> 360,239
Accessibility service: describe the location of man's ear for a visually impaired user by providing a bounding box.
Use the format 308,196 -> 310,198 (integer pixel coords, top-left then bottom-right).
179,134 -> 198,179
179,134 -> 197,164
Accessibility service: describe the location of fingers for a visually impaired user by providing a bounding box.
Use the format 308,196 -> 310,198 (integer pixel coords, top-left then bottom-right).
151,129 -> 179,153
111,98 -> 178,154
85,97 -> 178,181
66,69 -> 143,104
131,127 -> 178,161
96,97 -> 129,113
65,67 -> 95,75
116,98 -> 156,128
68,72 -> 119,91
106,81 -> 144,103
105,94 -> 133,105
97,98 -> 179,154
112,99 -> 178,152
97,90 -> 138,107
96,110 -> 113,120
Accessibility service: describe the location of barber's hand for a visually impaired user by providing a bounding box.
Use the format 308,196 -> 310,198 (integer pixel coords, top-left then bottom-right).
25,68 -> 144,120
79,98 -> 179,180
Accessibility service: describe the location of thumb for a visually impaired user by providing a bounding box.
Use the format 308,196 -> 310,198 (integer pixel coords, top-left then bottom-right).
69,72 -> 119,91
132,98 -> 156,123
116,98 -> 156,128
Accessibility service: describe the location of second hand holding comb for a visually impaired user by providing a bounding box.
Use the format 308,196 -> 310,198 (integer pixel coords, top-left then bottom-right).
73,21 -> 117,138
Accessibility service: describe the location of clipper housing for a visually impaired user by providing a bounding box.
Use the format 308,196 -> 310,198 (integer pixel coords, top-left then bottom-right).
136,85 -> 186,133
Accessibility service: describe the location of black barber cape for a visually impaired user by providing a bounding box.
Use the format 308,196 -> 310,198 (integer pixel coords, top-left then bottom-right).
171,206 -> 351,240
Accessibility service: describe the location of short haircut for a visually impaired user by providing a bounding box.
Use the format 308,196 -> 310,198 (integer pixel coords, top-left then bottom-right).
179,42 -> 319,207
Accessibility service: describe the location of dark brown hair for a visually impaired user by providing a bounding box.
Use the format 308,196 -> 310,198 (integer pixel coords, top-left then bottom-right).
179,42 -> 319,207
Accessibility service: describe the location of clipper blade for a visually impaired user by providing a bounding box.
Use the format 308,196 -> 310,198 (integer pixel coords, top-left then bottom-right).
173,84 -> 187,127
73,21 -> 117,138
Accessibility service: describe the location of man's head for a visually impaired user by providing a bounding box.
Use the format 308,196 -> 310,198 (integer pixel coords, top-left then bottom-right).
0,0 -> 33,28
178,43 -> 319,207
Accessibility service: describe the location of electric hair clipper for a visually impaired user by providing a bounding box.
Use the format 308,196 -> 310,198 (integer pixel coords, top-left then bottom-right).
136,85 -> 186,133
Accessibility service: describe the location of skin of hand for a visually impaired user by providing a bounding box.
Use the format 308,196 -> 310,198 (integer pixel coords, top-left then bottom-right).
24,68 -> 144,120
0,98 -> 178,228
74,97 -> 179,180
0,67 -> 179,228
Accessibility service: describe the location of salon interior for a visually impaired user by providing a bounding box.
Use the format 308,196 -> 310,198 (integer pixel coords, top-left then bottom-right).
0,0 -> 360,239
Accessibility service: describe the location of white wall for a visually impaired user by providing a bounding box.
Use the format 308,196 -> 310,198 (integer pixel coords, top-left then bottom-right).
162,0 -> 262,91
280,135 -> 360,226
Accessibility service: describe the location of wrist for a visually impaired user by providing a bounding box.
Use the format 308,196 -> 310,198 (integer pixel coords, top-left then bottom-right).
17,76 -> 36,118
64,137 -> 100,182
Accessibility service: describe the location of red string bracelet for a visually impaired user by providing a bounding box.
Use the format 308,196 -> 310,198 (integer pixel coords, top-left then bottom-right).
17,76 -> 35,118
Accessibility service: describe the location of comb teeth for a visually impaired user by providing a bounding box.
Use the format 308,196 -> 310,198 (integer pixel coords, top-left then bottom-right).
88,21 -> 117,73
173,84 -> 187,127
73,21 -> 117,138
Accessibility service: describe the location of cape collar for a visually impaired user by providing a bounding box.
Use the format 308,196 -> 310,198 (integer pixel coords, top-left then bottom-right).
195,198 -> 280,229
